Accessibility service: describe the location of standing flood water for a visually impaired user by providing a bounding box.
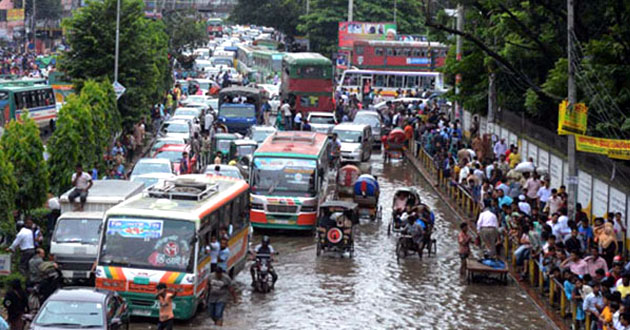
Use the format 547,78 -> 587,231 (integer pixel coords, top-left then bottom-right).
133,154 -> 553,329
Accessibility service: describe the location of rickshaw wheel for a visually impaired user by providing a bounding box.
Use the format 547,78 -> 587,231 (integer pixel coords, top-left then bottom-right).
395,239 -> 403,263
316,242 -> 322,257
387,222 -> 392,236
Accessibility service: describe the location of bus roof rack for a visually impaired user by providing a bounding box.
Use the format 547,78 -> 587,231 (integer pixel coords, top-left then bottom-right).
147,177 -> 219,201
271,132 -> 317,144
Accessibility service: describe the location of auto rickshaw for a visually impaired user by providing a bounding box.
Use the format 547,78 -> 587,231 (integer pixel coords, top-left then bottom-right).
316,201 -> 359,258
213,133 -> 240,162
388,187 -> 422,235
229,139 -> 258,180
353,174 -> 381,221
384,128 -> 406,161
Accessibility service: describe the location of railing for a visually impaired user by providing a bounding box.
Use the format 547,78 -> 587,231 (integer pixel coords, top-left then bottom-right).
412,142 -> 584,329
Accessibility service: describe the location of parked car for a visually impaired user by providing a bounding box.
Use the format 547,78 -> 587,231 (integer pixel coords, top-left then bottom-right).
27,287 -> 130,330
307,112 -> 337,134
129,158 -> 173,180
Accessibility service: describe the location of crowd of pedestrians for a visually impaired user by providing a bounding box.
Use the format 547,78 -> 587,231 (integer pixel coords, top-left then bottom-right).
417,108 -> 630,329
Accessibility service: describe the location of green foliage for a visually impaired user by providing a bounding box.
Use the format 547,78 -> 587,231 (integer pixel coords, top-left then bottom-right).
47,95 -> 85,196
59,0 -> 170,128
0,271 -> 25,288
433,0 -> 630,137
80,80 -> 121,157
0,148 -> 17,236
0,112 -> 48,215
164,9 -> 208,58
231,0 -> 304,38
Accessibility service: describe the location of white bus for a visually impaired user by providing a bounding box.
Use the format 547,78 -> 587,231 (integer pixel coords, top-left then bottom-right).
95,175 -> 250,320
337,69 -> 446,100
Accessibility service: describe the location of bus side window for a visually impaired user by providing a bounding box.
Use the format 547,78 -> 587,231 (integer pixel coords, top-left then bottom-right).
355,46 -> 364,55
406,76 -> 417,88
231,195 -> 242,231
220,202 -> 232,234
374,74 -> 386,87
29,90 -> 37,108
375,48 -> 383,56
412,49 -> 421,57
386,48 -> 393,56
387,75 -> 395,88
402,48 -> 410,57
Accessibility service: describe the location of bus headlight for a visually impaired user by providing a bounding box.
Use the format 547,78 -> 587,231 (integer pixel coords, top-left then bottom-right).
301,205 -> 316,213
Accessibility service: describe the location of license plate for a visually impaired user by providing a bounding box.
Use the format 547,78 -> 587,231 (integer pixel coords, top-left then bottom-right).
270,219 -> 290,224
72,272 -> 88,279
132,309 -> 152,316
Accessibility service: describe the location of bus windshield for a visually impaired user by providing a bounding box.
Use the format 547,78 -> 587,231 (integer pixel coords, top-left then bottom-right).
251,157 -> 317,197
219,105 -> 255,118
99,217 -> 195,272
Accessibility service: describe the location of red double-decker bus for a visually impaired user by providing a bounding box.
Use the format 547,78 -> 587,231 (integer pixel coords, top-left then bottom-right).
351,40 -> 448,71
281,53 -> 334,113
207,18 -> 223,39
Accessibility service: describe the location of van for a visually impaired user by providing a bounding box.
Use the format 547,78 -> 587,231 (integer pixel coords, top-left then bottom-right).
333,123 -> 373,162
52,180 -> 144,283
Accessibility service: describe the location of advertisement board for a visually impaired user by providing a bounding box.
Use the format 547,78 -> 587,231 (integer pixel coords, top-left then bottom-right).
608,187 -> 626,219
558,100 -> 588,135
549,154 -> 563,189
578,170 -> 593,215
338,22 -> 397,48
592,179 -> 609,218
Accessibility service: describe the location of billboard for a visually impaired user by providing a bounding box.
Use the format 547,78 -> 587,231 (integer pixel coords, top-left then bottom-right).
338,21 -> 397,48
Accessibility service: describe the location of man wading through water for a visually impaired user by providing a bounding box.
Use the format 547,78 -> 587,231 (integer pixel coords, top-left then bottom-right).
156,283 -> 177,330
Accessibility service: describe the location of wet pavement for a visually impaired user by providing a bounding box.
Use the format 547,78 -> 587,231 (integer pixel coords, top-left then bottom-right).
132,153 -> 553,329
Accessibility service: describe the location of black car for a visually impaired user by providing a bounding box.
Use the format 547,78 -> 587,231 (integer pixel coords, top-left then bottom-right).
29,287 -> 130,330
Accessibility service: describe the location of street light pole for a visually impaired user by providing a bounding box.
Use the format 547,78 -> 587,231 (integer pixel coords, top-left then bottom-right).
114,0 -> 120,83
567,0 -> 577,219
348,0 -> 353,22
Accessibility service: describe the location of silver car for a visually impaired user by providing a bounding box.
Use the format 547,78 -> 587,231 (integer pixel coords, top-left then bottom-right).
307,112 -> 337,134
353,110 -> 383,148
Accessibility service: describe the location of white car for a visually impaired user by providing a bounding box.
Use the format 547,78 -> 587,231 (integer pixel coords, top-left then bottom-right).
131,172 -> 176,188
353,110 -> 383,147
333,123 -> 373,162
193,59 -> 214,72
193,48 -> 211,60
130,158 -> 173,181
307,112 -> 337,134
160,119 -> 192,140
182,95 -> 214,108
248,125 -> 277,144
204,164 -> 244,180
174,107 -> 202,118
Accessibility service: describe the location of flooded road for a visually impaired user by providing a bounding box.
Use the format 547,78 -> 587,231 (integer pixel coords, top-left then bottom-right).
133,153 -> 553,329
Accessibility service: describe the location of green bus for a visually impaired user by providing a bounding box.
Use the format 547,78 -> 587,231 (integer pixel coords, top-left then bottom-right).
281,53 -> 333,113
236,44 -> 257,82
0,82 -> 57,129
252,49 -> 283,84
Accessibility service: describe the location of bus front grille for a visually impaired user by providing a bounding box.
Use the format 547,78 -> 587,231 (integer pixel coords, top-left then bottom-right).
267,204 -> 298,213
130,299 -> 155,307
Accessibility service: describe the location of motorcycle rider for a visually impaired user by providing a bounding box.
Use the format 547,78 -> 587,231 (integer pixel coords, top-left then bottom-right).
250,236 -> 278,289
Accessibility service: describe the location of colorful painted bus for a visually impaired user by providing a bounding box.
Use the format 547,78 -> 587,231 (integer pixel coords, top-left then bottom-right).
250,131 -> 331,230
337,69 -> 446,100
351,40 -> 448,71
48,71 -> 75,104
0,83 -> 57,129
95,175 -> 250,319
281,53 -> 333,113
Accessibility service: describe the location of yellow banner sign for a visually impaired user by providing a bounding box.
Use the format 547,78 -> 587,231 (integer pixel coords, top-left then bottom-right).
558,100 -> 587,135
7,9 -> 24,22
575,134 -> 630,159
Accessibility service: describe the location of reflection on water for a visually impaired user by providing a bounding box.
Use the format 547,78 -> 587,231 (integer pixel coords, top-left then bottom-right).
132,154 -> 553,330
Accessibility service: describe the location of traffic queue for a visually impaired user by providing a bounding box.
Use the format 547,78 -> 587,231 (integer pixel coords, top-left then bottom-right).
3,22 -> 450,330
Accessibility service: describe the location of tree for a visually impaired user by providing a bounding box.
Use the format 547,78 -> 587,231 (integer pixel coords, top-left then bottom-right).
59,0 -> 170,128
80,79 -> 121,158
231,0 -> 305,38
47,96 -> 86,196
163,9 -> 207,59
0,112 -> 48,215
0,148 -> 17,236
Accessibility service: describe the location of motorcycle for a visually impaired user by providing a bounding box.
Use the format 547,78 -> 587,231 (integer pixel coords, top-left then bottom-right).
251,252 -> 278,293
